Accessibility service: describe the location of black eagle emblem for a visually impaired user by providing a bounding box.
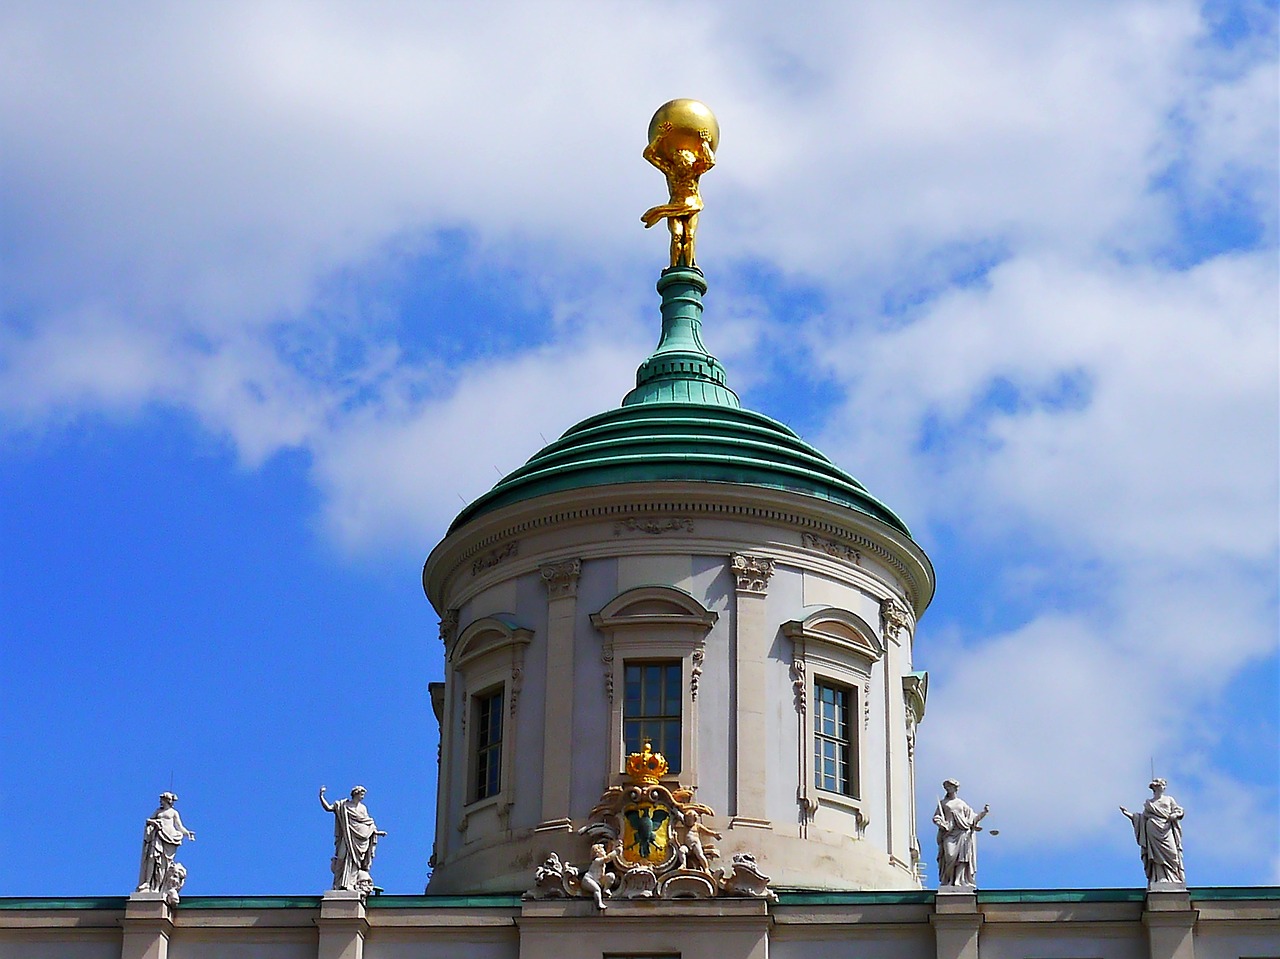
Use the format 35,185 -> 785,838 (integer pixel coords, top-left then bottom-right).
624,807 -> 669,858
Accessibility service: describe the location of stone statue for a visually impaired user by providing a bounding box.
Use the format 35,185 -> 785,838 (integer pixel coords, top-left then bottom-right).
642,98 -> 718,268
319,785 -> 387,897
1120,778 -> 1185,886
932,778 -> 988,888
136,792 -> 195,906
579,840 -> 624,910
676,809 -> 721,872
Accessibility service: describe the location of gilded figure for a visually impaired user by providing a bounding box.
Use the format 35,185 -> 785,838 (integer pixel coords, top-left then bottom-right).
642,99 -> 718,268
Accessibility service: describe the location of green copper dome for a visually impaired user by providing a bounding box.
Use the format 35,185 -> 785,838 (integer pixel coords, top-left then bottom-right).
449,266 -> 911,537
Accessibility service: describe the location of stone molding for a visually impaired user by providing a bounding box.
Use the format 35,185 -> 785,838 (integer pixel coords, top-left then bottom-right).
731,553 -> 776,594
424,483 -> 934,614
538,558 -> 581,599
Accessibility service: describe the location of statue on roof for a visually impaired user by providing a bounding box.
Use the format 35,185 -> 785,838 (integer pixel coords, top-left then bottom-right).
642,99 -> 718,269
1120,778 -> 1186,887
320,784 -> 387,898
135,791 -> 195,906
933,778 -> 989,889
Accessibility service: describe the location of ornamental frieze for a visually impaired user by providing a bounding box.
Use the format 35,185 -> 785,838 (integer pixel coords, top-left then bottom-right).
801,532 -> 861,564
613,516 -> 695,536
471,540 -> 518,576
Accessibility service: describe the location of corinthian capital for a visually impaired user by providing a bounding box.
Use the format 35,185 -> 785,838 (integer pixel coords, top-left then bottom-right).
731,553 -> 775,595
540,559 -> 582,600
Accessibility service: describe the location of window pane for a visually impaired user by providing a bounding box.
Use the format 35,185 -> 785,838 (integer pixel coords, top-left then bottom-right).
814,680 -> 855,798
474,689 -> 504,801
622,659 -> 682,773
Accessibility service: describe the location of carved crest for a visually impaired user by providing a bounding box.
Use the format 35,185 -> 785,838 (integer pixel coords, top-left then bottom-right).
526,742 -> 777,908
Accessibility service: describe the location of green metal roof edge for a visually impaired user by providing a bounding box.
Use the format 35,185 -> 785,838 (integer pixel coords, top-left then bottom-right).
0,896 -> 128,910
774,889 -> 934,905
1186,886 -> 1280,900
368,894 -> 523,908
977,888 -> 1145,903
773,886 -> 1280,906
453,460 -> 909,535
1,887 -> 1274,911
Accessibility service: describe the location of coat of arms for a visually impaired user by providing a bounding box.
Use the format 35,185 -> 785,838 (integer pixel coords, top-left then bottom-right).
527,742 -> 776,908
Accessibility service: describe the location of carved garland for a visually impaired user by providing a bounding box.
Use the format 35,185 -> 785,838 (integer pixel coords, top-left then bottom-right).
613,516 -> 695,535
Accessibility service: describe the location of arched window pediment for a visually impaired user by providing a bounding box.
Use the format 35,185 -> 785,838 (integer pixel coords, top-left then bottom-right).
453,616 -> 533,671
590,585 -> 718,632
782,606 -> 884,665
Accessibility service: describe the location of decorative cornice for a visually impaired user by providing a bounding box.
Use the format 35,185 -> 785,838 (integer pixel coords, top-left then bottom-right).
539,558 -> 581,599
731,553 -> 775,594
424,486 -> 936,614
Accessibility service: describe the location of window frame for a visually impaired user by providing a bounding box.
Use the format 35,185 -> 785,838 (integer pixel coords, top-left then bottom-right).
783,607 -> 884,821
591,586 -> 718,786
449,617 -> 532,835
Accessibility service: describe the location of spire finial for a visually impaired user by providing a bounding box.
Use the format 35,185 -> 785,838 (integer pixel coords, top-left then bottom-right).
641,99 -> 718,269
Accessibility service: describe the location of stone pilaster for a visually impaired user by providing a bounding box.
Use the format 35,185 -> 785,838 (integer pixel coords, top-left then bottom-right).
931,890 -> 982,959
318,890 -> 368,959
537,558 -> 581,831
1144,888 -> 1198,959
730,553 -> 775,829
121,894 -> 173,959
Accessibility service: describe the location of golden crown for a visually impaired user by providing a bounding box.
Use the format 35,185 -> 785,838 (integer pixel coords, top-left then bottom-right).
625,741 -> 669,784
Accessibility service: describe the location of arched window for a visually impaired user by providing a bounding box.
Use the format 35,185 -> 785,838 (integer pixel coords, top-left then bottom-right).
591,586 -> 718,785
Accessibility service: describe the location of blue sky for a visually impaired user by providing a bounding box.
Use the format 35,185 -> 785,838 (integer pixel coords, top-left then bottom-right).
1,1 -> 1276,896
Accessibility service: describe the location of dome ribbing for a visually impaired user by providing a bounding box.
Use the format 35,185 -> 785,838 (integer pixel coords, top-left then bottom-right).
447,266 -> 912,538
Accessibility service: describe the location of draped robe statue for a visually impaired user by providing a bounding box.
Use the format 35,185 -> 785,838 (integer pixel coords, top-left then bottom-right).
932,779 -> 988,888
1120,779 -> 1185,885
136,792 -> 195,905
319,785 -> 385,896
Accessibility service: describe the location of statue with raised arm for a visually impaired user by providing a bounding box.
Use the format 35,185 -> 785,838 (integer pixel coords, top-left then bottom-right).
933,779 -> 989,888
136,792 -> 195,905
319,785 -> 387,897
642,98 -> 718,269
1120,778 -> 1185,886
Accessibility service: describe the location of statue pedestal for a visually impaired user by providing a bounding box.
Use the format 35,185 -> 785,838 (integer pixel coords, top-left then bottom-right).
319,890 -> 369,959
931,889 -> 982,959
122,892 -> 173,959
1143,887 -> 1197,959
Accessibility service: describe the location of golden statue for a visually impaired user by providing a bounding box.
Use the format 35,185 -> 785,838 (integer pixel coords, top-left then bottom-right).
641,99 -> 719,268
